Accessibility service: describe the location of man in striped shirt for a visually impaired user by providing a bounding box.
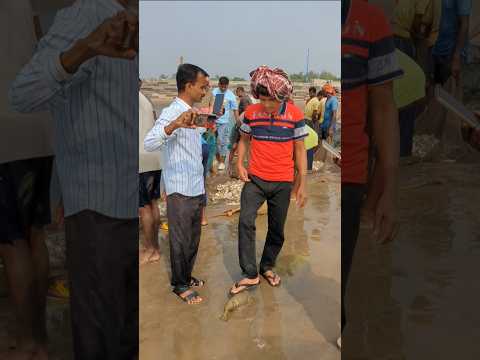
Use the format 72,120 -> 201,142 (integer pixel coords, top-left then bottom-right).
9,1 -> 139,358
229,66 -> 308,295
144,64 -> 210,305
340,0 -> 401,349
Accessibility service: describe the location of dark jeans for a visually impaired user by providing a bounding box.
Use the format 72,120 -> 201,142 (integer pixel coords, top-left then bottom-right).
399,104 -> 417,157
238,175 -> 292,279
166,193 -> 203,291
65,210 -> 138,360
307,148 -> 315,170
341,183 -> 365,331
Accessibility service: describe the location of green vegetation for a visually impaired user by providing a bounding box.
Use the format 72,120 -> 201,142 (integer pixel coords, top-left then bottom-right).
290,70 -> 340,82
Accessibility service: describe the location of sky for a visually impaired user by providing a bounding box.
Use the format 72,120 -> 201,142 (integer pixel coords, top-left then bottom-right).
140,1 -> 341,79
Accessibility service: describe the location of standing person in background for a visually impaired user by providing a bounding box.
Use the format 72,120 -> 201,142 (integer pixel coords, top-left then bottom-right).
304,86 -> 320,127
340,0 -> 402,349
432,0 -> 471,85
317,90 -> 327,130
229,87 -> 253,175
144,63 -> 209,305
210,77 -> 239,171
236,86 -> 252,115
1,1 -> 54,358
9,1 -> 140,358
139,79 -> 162,265
321,84 -> 339,141
230,66 -> 308,296
305,86 -> 317,105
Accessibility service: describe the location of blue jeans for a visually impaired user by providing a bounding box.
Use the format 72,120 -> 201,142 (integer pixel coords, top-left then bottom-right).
217,122 -> 232,157
307,148 -> 314,170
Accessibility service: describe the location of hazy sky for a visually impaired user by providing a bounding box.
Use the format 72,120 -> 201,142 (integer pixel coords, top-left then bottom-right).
140,1 -> 340,79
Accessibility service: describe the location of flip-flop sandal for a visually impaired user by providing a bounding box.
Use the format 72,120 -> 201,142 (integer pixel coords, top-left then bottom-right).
190,277 -> 206,287
47,278 -> 70,299
173,289 -> 202,304
229,280 -> 260,296
261,272 -> 281,287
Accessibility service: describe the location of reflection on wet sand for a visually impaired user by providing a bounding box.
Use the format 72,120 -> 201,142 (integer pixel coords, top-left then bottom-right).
344,162 -> 480,360
139,169 -> 340,360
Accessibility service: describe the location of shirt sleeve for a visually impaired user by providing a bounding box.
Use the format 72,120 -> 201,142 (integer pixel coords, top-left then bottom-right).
9,3 -> 96,113
229,92 -> 238,111
457,0 -> 472,16
293,110 -> 308,141
144,107 -> 178,152
239,114 -> 252,135
367,6 -> 404,87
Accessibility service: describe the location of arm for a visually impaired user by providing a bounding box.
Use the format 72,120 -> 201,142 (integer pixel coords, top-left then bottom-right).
144,109 -> 197,152
293,140 -> 308,208
368,81 -> 399,243
236,133 -> 250,182
9,7 -> 137,113
451,15 -> 470,80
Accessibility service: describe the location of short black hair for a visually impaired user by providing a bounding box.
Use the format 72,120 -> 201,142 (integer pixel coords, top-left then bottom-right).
236,86 -> 245,92
317,90 -> 324,97
256,84 -> 271,98
219,76 -> 229,85
176,64 -> 209,92
309,86 -> 317,93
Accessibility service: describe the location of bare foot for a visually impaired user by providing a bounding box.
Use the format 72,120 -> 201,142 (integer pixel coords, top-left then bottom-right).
262,270 -> 281,286
178,289 -> 203,305
230,277 -> 260,295
139,249 -> 160,266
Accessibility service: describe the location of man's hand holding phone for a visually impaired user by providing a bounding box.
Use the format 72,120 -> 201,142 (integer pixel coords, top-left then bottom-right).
164,109 -> 198,135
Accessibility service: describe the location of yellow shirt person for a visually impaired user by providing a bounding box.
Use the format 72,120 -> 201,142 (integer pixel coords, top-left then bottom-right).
304,96 -> 320,121
393,0 -> 441,44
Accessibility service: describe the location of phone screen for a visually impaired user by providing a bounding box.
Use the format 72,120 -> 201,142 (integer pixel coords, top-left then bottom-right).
213,93 -> 225,115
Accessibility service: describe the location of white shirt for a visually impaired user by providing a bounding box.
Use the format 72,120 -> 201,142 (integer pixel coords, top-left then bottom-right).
139,91 -> 161,173
9,0 -> 138,219
144,98 -> 205,197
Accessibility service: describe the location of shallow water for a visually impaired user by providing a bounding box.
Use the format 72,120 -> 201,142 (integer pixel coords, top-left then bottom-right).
139,170 -> 341,360
343,162 -> 480,360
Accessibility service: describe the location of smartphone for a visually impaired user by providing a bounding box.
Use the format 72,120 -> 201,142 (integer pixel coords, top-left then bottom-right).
194,113 -> 218,127
213,93 -> 225,115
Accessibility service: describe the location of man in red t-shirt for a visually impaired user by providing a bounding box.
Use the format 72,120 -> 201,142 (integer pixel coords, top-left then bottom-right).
229,66 -> 308,295
340,0 -> 402,348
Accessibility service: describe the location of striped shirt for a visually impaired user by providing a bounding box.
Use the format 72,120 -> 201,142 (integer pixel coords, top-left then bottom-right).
9,0 -> 138,219
144,98 -> 205,197
341,0 -> 403,184
240,102 -> 307,182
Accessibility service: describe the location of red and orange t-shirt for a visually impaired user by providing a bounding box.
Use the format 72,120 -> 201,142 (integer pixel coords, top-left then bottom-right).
341,0 -> 403,184
240,102 -> 307,182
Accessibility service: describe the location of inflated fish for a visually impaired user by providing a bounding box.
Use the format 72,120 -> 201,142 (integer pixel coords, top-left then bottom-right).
220,292 -> 254,321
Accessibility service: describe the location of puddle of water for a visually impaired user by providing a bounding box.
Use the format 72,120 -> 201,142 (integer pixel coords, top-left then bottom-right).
140,173 -> 341,360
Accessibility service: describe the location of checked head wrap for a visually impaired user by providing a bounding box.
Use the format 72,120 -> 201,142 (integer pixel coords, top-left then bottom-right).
249,65 -> 293,102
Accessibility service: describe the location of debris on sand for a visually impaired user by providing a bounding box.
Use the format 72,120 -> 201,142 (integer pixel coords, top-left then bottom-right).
211,180 -> 243,205
412,135 -> 440,159
312,161 -> 325,172
220,292 -> 255,321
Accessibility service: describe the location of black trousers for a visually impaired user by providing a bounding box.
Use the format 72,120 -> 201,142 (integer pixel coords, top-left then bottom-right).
238,175 -> 292,279
65,210 -> 138,360
341,184 -> 365,331
166,193 -> 203,291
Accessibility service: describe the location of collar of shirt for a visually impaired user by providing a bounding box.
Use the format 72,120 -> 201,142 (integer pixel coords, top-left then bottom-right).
175,97 -> 192,111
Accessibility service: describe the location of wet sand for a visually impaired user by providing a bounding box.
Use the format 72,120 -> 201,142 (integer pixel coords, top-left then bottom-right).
139,169 -> 341,360
344,161 -> 480,360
